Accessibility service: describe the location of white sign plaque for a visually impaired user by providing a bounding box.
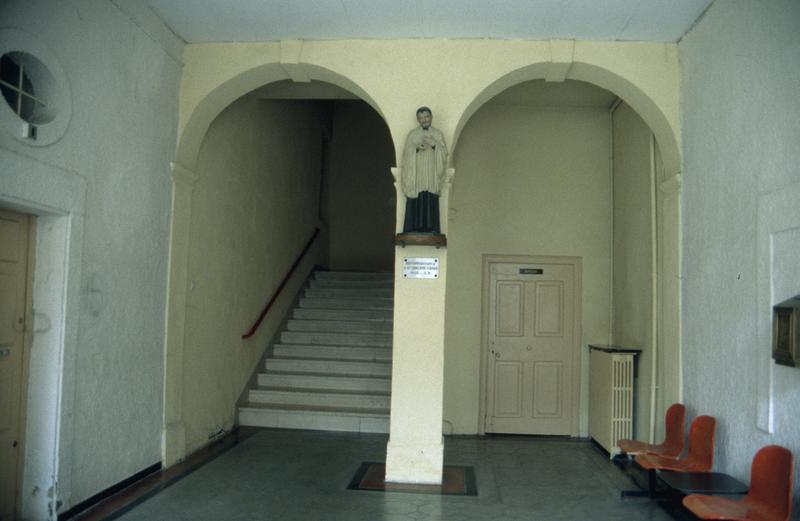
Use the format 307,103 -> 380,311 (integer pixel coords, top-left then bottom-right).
403,257 -> 439,279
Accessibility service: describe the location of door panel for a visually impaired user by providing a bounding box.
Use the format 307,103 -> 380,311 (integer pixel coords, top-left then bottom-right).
0,208 -> 32,521
534,281 -> 564,337
496,282 -> 524,337
532,362 -> 563,417
493,362 -> 523,417
486,261 -> 576,435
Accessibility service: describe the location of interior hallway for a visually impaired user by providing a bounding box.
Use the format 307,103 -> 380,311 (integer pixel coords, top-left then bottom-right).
99,429 -> 683,521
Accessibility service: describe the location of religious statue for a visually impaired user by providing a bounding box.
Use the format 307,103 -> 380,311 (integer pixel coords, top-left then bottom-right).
401,106 -> 447,234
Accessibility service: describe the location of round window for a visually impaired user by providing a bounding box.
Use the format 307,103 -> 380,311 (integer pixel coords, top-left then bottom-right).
0,30 -> 71,146
0,52 -> 56,125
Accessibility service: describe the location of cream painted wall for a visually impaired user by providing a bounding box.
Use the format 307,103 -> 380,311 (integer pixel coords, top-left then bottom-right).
326,101 -> 395,271
171,40 -> 684,449
182,95 -> 326,453
444,103 -> 612,435
611,102 -> 655,442
0,0 -> 181,516
175,39 -> 682,178
680,0 -> 800,509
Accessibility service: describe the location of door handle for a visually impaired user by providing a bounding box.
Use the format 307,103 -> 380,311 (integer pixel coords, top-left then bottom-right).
0,347 -> 11,359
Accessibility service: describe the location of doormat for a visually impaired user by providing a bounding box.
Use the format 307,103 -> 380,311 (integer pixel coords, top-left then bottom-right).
347,462 -> 477,496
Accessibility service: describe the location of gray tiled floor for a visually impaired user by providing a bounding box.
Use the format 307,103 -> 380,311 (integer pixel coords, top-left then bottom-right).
117,429 -> 681,521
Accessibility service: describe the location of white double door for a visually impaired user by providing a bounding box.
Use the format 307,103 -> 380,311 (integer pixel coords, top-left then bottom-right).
485,261 -> 578,435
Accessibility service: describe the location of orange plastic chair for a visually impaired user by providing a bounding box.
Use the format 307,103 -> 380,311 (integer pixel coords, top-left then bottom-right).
619,403 -> 685,459
629,415 -> 716,497
636,415 -> 716,473
683,445 -> 794,521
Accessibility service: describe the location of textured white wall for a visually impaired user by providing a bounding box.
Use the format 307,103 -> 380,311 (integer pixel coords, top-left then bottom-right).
611,102 -> 655,441
183,95 -> 326,453
0,0 -> 181,515
445,103 -> 612,434
680,0 -> 800,510
326,101 -> 395,271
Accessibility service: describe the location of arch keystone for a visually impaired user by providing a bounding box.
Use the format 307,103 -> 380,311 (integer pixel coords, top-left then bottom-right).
546,39 -> 575,82
279,39 -> 310,82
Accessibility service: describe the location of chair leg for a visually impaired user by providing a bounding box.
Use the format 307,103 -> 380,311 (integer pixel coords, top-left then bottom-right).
620,468 -> 657,499
619,469 -> 663,499
648,469 -> 657,497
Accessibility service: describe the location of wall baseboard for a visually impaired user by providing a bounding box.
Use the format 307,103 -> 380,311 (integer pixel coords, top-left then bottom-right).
58,462 -> 161,520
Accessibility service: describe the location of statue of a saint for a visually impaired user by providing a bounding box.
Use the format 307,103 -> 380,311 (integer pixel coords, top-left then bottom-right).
401,107 -> 447,234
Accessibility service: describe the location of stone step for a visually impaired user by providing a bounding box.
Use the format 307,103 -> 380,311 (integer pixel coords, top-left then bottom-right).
238,403 -> 389,433
265,358 -> 392,377
249,387 -> 390,409
280,330 -> 392,347
292,307 -> 393,322
273,344 -> 392,362
257,372 -> 391,393
299,297 -> 393,311
314,271 -> 393,281
310,278 -> 393,289
287,319 -> 393,334
305,287 -> 394,299
239,269 -> 396,435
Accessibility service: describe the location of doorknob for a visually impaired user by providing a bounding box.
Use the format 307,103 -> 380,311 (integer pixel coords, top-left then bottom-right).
526,345 -> 532,351
494,351 -> 501,360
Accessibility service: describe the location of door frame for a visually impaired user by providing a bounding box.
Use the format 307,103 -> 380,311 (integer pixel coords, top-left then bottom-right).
1,151 -> 86,520
479,254 -> 582,436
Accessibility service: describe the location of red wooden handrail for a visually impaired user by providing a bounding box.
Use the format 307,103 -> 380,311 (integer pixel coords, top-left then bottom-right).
242,227 -> 321,339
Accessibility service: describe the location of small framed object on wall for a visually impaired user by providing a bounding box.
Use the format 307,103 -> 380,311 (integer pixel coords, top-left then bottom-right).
773,295 -> 800,367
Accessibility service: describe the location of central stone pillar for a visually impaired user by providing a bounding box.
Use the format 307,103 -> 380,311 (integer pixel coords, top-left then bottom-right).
385,167 -> 453,484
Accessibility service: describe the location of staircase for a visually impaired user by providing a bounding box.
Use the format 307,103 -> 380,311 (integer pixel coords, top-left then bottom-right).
238,270 -> 393,433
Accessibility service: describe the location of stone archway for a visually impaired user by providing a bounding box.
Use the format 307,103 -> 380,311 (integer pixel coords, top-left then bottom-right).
451,61 -> 681,178
445,60 -> 682,443
174,62 -> 389,172
163,61 -> 393,466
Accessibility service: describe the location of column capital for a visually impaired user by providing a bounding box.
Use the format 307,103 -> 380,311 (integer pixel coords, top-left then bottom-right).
442,167 -> 455,186
659,173 -> 682,195
170,162 -> 199,186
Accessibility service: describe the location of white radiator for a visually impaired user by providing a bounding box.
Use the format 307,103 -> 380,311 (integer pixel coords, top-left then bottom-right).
589,346 -> 637,457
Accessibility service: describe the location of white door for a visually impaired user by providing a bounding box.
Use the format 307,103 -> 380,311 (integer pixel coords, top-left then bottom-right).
485,261 -> 577,435
0,208 -> 33,520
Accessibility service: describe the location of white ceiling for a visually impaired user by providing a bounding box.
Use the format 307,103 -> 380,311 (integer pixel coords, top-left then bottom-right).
146,0 -> 713,44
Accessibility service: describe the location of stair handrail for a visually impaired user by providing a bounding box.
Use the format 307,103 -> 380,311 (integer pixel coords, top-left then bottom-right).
242,227 -> 321,340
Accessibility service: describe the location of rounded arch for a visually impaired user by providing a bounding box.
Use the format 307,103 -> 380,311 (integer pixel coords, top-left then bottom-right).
175,62 -> 390,170
447,56 -> 683,444
451,61 -> 681,177
163,60 -> 396,466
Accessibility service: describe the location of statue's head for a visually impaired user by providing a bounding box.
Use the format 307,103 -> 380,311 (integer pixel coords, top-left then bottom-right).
416,106 -> 432,129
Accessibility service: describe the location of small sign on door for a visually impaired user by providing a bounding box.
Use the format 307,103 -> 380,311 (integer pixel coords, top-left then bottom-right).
403,257 -> 439,279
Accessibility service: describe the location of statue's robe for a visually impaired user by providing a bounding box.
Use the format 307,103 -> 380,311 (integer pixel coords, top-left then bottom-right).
401,126 -> 447,233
